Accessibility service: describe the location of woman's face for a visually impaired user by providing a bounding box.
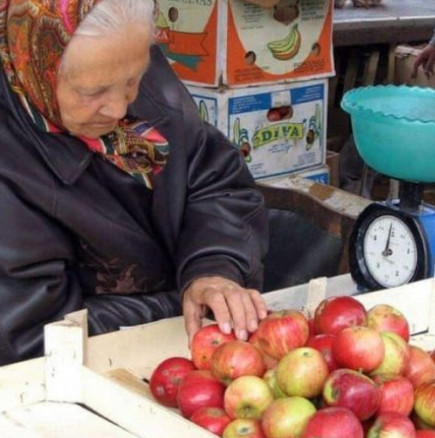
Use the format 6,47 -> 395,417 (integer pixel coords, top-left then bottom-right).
56,24 -> 151,138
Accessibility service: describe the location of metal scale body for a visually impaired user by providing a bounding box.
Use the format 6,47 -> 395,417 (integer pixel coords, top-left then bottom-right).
342,85 -> 435,291
349,182 -> 435,290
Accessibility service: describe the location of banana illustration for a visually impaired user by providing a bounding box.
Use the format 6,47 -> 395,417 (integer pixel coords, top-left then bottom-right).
233,118 -> 252,163
198,100 -> 209,123
233,117 -> 241,146
267,23 -> 301,61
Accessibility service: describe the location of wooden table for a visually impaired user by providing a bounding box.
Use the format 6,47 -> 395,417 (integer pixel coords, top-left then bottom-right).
334,0 -> 435,46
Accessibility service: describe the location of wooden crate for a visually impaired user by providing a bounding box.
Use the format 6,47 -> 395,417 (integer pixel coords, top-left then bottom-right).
0,274 -> 434,437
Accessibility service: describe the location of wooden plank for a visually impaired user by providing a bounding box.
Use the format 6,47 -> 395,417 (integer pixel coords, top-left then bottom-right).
105,368 -> 152,398
258,177 -> 372,221
305,277 -> 328,317
81,367 -> 216,438
353,278 -> 433,337
361,50 -> 380,86
85,317 -> 192,380
264,273 -> 359,312
0,402 -> 138,438
385,44 -> 396,84
44,319 -> 84,403
0,415 -> 39,438
0,358 -> 45,413
342,49 -> 359,94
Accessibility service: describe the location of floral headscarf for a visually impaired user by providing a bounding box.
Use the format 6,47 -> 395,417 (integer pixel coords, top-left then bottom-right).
0,0 -> 168,189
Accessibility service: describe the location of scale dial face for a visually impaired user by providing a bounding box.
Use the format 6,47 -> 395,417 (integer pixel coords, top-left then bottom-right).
363,215 -> 417,288
349,204 -> 429,291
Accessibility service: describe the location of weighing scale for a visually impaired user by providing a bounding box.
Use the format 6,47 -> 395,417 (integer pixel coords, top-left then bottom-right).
341,85 -> 435,291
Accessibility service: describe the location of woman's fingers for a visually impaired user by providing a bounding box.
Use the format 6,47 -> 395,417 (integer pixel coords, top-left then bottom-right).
182,276 -> 268,344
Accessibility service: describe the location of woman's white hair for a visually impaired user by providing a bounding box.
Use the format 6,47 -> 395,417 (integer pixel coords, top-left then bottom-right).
75,0 -> 155,37
59,0 -> 155,74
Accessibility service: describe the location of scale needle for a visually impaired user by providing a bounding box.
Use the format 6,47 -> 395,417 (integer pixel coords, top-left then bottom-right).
382,222 -> 393,257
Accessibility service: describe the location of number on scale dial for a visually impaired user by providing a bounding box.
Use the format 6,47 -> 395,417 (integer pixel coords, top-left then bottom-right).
363,215 -> 418,288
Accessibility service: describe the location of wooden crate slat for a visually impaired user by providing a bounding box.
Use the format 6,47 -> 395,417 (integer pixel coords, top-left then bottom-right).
44,319 -> 84,403
353,278 -> 433,336
86,316 -> 192,380
81,366 -> 217,438
264,273 -> 358,313
0,358 -> 45,413
0,402 -> 138,438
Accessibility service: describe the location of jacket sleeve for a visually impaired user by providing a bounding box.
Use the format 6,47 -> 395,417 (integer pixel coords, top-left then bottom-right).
176,122 -> 269,293
132,46 -> 269,295
0,180 -> 180,365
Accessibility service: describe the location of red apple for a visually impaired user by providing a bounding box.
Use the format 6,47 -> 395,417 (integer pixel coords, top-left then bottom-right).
323,368 -> 381,421
276,347 -> 329,398
306,334 -> 338,373
223,419 -> 266,438
405,345 -> 435,388
373,375 -> 414,416
224,376 -> 274,420
249,331 -> 278,370
416,432 -> 435,437
191,324 -> 236,370
431,349 -> 435,364
369,331 -> 410,377
332,326 -> 385,372
314,296 -> 367,335
307,317 -> 316,337
414,381 -> 435,428
301,407 -> 364,438
366,412 -> 415,438
149,356 -> 196,407
177,369 -> 226,418
263,368 -> 286,399
367,304 -> 410,342
254,310 -> 309,359
190,407 -> 231,436
261,397 -> 316,438
211,340 -> 266,385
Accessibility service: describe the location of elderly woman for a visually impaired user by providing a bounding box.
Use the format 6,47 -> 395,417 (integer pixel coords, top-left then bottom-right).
0,0 -> 268,365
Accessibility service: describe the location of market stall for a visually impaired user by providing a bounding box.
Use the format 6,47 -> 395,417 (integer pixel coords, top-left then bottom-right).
0,275 -> 433,437
334,0 -> 435,46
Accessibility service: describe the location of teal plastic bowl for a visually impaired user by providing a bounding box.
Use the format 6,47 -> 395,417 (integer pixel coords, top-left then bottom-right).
341,85 -> 435,183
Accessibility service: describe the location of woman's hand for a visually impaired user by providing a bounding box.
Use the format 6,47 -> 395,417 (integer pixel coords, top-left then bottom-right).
183,276 -> 268,345
412,44 -> 435,79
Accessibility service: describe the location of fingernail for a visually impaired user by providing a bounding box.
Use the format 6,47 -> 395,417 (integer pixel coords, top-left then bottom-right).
248,319 -> 258,332
259,310 -> 268,319
221,322 -> 231,334
237,329 -> 248,341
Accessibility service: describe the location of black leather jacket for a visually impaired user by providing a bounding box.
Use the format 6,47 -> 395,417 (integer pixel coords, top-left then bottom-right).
0,46 -> 268,365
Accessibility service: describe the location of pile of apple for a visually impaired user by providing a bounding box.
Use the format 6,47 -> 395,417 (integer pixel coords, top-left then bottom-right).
149,296 -> 435,438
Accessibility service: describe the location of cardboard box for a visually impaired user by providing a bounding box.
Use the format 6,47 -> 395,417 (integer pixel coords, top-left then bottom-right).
188,78 -> 328,180
261,164 -> 330,185
395,44 -> 435,88
298,164 -> 330,184
154,0 -> 334,87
